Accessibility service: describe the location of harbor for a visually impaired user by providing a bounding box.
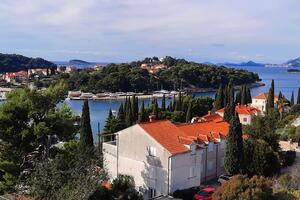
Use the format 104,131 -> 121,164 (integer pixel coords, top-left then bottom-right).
67,90 -> 184,101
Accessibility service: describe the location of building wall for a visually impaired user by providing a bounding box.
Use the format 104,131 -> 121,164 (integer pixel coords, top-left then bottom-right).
252,99 -> 266,112
170,146 -> 202,193
104,125 -> 171,199
238,114 -> 252,125
201,140 -> 226,182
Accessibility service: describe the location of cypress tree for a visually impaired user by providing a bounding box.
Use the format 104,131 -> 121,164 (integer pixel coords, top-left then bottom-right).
224,101 -> 235,123
125,101 -> 132,127
117,104 -> 125,122
214,85 -> 224,110
138,101 -> 147,122
246,86 -> 252,104
162,94 -> 166,111
227,79 -> 234,105
240,85 -> 247,105
235,91 -> 241,105
224,113 -> 244,175
267,79 -> 275,112
278,91 -> 283,101
297,88 -> 300,104
291,91 -> 295,106
103,108 -> 114,134
175,92 -> 182,111
131,95 -> 137,122
153,99 -> 159,119
80,100 -> 94,148
185,101 -> 192,123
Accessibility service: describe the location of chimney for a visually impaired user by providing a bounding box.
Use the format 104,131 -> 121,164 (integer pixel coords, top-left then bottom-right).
149,115 -> 156,122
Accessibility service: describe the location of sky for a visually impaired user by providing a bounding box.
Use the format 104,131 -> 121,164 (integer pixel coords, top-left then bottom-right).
0,0 -> 299,63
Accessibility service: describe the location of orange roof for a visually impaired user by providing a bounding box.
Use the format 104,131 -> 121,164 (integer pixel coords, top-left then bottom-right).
253,92 -> 279,101
217,105 -> 261,115
139,120 -> 189,155
177,120 -> 229,142
138,119 -> 229,155
199,113 -> 224,122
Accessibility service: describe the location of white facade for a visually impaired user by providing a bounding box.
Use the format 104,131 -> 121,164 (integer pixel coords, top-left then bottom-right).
216,111 -> 253,125
251,98 -> 267,112
103,123 -> 226,199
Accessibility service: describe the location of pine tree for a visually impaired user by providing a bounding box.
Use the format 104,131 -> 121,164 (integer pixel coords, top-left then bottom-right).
224,113 -> 244,175
80,100 -> 94,148
139,101 -> 147,122
161,94 -> 166,111
185,101 -> 192,123
290,91 -> 294,106
214,85 -> 224,110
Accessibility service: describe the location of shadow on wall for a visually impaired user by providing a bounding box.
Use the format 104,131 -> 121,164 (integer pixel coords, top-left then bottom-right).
141,155 -> 168,197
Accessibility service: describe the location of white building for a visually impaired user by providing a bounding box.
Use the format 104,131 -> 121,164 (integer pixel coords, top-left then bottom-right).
103,119 -> 228,199
251,93 -> 279,113
216,104 -> 261,125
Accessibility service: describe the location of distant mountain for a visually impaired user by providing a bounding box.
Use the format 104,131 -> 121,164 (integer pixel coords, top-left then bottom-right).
69,59 -> 91,65
0,53 -> 56,73
218,61 -> 265,67
285,57 -> 300,68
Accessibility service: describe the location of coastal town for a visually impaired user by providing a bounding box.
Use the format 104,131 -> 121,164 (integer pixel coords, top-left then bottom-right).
1,1 -> 300,200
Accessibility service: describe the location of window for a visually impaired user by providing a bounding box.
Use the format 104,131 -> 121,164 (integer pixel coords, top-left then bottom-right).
243,117 -> 247,122
148,146 -> 156,157
189,167 -> 195,178
148,188 -> 156,199
208,143 -> 214,152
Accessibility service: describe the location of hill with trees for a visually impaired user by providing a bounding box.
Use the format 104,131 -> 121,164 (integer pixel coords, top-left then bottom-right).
66,56 -> 260,93
0,53 -> 56,73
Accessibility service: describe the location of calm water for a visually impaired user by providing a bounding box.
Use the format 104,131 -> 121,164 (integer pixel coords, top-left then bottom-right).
2,66 -> 300,140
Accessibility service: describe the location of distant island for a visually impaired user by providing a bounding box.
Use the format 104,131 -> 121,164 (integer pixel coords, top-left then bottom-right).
285,57 -> 300,68
217,60 -> 265,67
66,56 -> 261,93
287,68 -> 300,73
0,53 -> 56,73
69,59 -> 91,65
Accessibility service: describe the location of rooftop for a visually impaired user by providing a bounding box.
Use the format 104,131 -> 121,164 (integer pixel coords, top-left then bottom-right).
217,104 -> 261,115
253,92 -> 279,101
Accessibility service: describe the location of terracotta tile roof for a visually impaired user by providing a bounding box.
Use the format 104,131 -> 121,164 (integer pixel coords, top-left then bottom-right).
253,92 -> 279,101
139,119 -> 229,155
177,120 -> 228,141
199,113 -> 224,122
217,105 -> 261,115
139,120 -> 189,155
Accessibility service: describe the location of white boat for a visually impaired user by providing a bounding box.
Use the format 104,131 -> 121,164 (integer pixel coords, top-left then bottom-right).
80,93 -> 94,99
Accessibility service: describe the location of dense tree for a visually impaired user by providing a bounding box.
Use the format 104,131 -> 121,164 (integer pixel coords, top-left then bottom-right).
235,91 -> 241,105
212,175 -> 274,200
223,101 -> 235,123
246,86 -> 252,104
80,100 -> 94,148
138,101 -> 147,123
185,101 -> 192,123
66,57 -> 260,93
291,91 -> 295,106
224,114 -> 244,175
267,79 -> 275,112
240,85 -> 247,105
214,85 -> 224,110
161,95 -> 166,111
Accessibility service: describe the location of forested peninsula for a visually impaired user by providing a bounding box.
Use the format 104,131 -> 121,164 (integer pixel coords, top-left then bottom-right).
66,56 -> 260,93
0,53 -> 56,72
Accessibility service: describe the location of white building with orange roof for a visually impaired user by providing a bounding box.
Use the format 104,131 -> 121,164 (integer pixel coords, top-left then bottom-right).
251,92 -> 279,112
216,104 -> 262,125
103,117 -> 228,199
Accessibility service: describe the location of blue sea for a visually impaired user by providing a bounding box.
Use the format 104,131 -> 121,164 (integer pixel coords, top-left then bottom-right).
65,66 -> 300,139
1,66 -> 300,140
